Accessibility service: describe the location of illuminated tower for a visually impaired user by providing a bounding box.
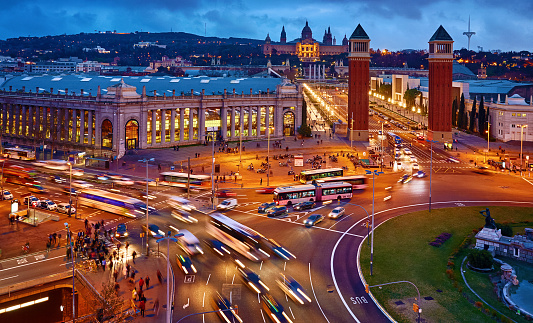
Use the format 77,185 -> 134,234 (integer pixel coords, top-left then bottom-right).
428,25 -> 454,142
463,16 -> 475,50
347,24 -> 370,141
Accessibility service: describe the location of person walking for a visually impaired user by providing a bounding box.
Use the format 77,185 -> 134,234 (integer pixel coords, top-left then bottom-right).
139,277 -> 144,291
132,250 -> 137,264
145,275 -> 150,289
102,259 -> 106,272
153,298 -> 160,316
139,299 -> 145,317
113,269 -> 118,282
132,288 -> 138,301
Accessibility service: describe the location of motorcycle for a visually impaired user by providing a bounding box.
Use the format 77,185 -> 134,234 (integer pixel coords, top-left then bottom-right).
247,164 -> 254,171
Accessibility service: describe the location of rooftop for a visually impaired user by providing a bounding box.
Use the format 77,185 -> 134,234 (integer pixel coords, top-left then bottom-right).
429,25 -> 453,42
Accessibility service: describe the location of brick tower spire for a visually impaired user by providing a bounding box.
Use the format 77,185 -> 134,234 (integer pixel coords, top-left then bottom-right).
347,24 -> 370,141
428,25 -> 454,142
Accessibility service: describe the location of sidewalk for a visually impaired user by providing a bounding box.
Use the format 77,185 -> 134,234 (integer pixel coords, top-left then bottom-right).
81,252 -> 171,322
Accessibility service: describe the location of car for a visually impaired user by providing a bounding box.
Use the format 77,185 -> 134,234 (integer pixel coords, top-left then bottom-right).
40,200 -> 57,211
258,202 -> 276,213
176,229 -> 204,256
414,170 -> 427,178
263,238 -> 296,261
139,191 -> 157,200
216,198 -> 238,211
238,267 -> 270,294
402,175 -> 413,184
134,179 -> 157,187
142,224 -> 165,237
169,196 -> 197,212
72,180 -> 93,189
176,254 -> 197,275
473,166 -> 489,174
204,239 -> 231,257
1,190 -> 13,200
403,148 -> 412,155
293,201 -> 316,211
276,274 -> 312,305
216,189 -> 237,198
57,203 -> 76,214
211,292 -> 243,323
304,214 -> 324,227
448,156 -> 460,163
24,196 -> 39,206
113,177 -> 135,186
410,156 -> 418,163
71,169 -> 84,177
115,223 -> 128,238
171,209 -> 198,224
255,187 -> 276,194
398,174 -> 410,183
261,294 -> 293,323
328,206 -> 345,219
49,175 -> 66,184
267,206 -> 288,217
63,187 -> 79,196
412,163 -> 420,170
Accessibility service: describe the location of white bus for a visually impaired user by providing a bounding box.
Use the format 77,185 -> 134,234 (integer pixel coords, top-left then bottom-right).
33,159 -> 69,170
207,212 -> 270,262
299,167 -> 343,183
159,172 -> 210,189
310,175 -> 368,190
3,147 -> 36,160
273,182 -> 353,206
79,188 -> 154,218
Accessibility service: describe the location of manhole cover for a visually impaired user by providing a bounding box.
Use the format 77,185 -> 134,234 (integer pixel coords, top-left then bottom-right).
424,296 -> 434,300
395,301 -> 404,305
326,285 -> 335,293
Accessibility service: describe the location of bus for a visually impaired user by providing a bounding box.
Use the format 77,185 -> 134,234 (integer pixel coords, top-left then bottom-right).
33,159 -> 69,171
3,147 -> 36,160
206,212 -> 270,262
387,132 -> 402,146
79,188 -> 154,218
310,175 -> 368,190
159,172 -> 211,189
299,168 -> 343,184
273,182 -> 353,206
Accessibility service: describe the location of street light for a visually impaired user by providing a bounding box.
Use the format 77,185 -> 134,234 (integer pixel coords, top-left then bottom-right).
64,222 -> 75,322
67,162 -> 72,217
156,231 -> 184,323
377,121 -> 384,172
1,158 -> 5,199
138,157 -> 155,256
485,121 -> 491,163
518,124 -> 528,176
267,125 -> 274,186
365,170 -> 383,276
426,139 -> 438,212
211,132 -> 215,209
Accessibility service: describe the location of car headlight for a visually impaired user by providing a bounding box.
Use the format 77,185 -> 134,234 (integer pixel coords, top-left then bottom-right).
124,232 -> 128,236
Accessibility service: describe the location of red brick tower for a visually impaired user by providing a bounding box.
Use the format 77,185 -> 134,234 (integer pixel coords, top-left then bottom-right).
348,24 -> 370,141
428,25 -> 454,142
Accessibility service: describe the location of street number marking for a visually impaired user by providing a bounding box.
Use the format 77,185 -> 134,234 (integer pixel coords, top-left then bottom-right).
184,275 -> 195,283
17,258 -> 28,265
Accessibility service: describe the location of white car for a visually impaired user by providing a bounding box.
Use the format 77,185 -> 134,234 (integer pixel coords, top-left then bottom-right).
57,203 -> 76,214
328,207 -> 345,219
72,169 -> 84,177
72,180 -> 93,189
113,177 -> 135,186
1,190 -> 13,200
40,200 -> 57,211
217,198 -> 238,211
403,148 -> 412,155
412,163 -> 420,170
410,156 -> 417,163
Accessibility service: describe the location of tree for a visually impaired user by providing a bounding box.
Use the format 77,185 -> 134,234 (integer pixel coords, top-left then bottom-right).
496,223 -> 513,237
458,94 -> 466,129
478,96 -> 485,135
298,99 -> 312,137
404,88 -> 421,108
452,98 -> 458,127
469,97 -> 476,132
93,281 -> 131,322
377,83 -> 392,99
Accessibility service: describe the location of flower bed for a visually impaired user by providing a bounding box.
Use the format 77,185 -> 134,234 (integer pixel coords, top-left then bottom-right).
429,232 -> 452,247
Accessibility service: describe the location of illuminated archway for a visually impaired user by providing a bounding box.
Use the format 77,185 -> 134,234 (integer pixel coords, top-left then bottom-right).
283,110 -> 295,136
101,119 -> 113,148
125,119 -> 139,149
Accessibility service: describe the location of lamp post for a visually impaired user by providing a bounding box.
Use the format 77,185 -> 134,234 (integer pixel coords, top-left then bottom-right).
426,139 -> 438,212
156,231 -> 184,323
138,157 -> 154,256
519,124 -> 528,176
64,222 -> 75,322
211,132 -> 215,209
365,170 -> 383,276
350,112 -> 353,151
267,126 -> 273,186
377,121 -> 384,172
485,121 -> 491,163
1,159 -> 5,199
67,162 -> 72,217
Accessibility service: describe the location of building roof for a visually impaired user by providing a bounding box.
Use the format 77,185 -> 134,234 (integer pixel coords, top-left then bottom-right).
455,79 -> 533,95
0,74 -> 284,96
349,24 -> 369,40
452,62 -> 476,78
429,25 -> 453,42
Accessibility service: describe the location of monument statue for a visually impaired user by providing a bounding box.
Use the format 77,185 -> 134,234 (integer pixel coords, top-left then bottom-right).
480,208 -> 497,229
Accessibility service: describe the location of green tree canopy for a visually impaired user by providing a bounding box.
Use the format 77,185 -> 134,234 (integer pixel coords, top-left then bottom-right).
404,88 -> 421,108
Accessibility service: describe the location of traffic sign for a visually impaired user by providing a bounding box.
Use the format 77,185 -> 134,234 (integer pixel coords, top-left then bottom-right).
170,166 -> 175,171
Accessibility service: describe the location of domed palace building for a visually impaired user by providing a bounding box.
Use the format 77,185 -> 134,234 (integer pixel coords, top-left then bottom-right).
263,21 -> 348,62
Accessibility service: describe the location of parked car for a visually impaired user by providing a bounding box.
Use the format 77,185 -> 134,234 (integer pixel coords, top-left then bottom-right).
40,200 -> 57,211
57,203 -> 76,214
217,198 -> 238,211
115,224 -> 128,238
258,202 -> 276,213
304,214 -> 324,227
267,206 -> 288,217
1,190 -> 13,200
293,201 -> 316,211
328,206 -> 345,219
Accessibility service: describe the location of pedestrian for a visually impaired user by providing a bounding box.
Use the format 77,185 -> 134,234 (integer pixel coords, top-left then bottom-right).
126,263 -> 130,278
132,250 -> 137,264
139,277 -> 144,291
139,299 -> 145,317
260,178 -> 263,185
131,270 -> 136,280
132,287 -> 138,301
145,275 -> 150,289
130,298 -> 137,316
84,219 -> 88,229
102,259 -> 106,271
153,298 -> 160,316
157,269 -> 163,284
113,269 -> 118,282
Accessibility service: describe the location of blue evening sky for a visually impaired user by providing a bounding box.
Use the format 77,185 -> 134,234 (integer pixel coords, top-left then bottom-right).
0,0 -> 531,52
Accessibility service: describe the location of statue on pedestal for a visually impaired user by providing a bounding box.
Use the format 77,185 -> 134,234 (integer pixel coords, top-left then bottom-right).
480,208 -> 497,229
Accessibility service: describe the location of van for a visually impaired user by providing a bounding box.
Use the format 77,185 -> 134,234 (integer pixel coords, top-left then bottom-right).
176,229 -> 204,256
217,198 -> 238,211
169,196 -> 197,212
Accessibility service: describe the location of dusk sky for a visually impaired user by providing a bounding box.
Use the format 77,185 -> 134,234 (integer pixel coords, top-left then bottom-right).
1,0 -> 531,52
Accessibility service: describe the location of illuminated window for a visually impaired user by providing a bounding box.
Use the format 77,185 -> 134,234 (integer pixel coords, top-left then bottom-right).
174,109 -> 180,141
165,109 -> 171,142
147,111 -> 152,144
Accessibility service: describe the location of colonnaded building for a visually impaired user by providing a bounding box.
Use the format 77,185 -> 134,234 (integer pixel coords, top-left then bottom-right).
0,75 -> 302,158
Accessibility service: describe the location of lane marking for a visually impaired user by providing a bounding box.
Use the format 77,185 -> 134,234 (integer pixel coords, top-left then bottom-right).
206,274 -> 211,285
0,275 -> 18,282
522,177 -> 533,186
0,255 -> 64,273
202,292 -> 205,307
260,309 -> 266,323
309,262 -> 330,323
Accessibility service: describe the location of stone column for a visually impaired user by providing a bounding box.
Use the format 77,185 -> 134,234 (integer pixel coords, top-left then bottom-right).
239,107 -> 244,138
199,105 -> 206,141
308,65 -> 311,79
14,105 -> 20,135
21,106 -> 26,136
8,104 -> 14,134
221,106 -> 228,139
189,108 -> 194,141
79,110 -> 85,143
248,107 -> 253,138
179,108 -> 185,142
256,107 -> 261,137
275,106 -> 284,137
265,106 -> 270,135
230,107 -> 236,138
72,109 -> 77,143
160,109 -> 166,143
170,109 -> 176,143
35,106 -> 41,138
151,110 -> 157,145
28,106 -> 33,137
87,110 -> 93,145
1,104 -> 7,134
64,109 -> 69,141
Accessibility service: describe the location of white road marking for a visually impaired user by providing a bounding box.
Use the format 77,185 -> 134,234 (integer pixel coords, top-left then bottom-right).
260,261 -> 263,271
522,177 -> 533,186
232,273 -> 235,284
260,309 -> 266,323
328,216 -> 348,230
289,306 -> 295,320
183,298 -> 189,309
206,274 -> 211,285
202,292 -> 205,307
0,255 -> 64,272
308,263 -> 330,323
0,275 -> 18,282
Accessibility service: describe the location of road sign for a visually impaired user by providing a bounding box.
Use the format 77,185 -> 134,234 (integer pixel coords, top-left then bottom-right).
170,166 -> 175,171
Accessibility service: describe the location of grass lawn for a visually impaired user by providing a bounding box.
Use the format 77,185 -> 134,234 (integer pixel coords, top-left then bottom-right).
359,206 -> 533,323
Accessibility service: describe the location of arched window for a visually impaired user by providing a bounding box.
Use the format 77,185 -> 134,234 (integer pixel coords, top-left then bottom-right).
125,119 -> 139,149
101,119 -> 113,148
283,111 -> 295,136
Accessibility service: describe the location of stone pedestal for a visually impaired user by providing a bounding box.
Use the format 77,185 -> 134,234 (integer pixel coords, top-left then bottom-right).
476,228 -> 502,241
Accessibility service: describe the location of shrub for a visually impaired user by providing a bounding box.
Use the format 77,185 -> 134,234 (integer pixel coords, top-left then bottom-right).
474,301 -> 483,308
468,249 -> 493,269
446,269 -> 454,279
496,223 -> 513,237
429,232 -> 452,247
297,124 -> 312,137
